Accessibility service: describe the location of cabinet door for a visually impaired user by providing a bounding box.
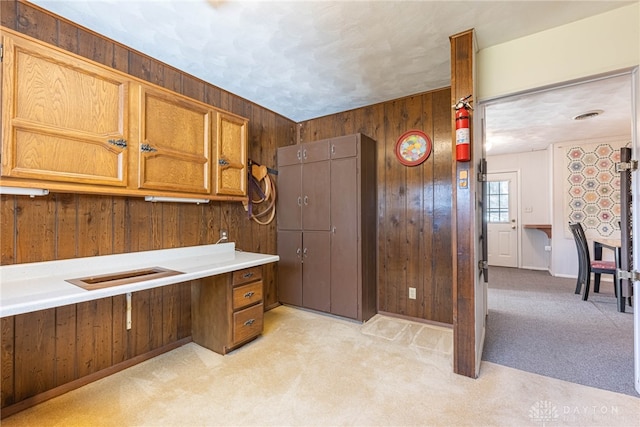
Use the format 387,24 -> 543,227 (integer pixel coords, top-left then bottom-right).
302,140 -> 329,163
302,231 -> 331,313
136,85 -> 212,194
278,145 -> 302,167
1,33 -> 129,186
277,231 -> 303,306
277,163 -> 302,230
330,135 -> 358,159
330,157 -> 359,319
302,160 -> 330,230
215,112 -> 247,196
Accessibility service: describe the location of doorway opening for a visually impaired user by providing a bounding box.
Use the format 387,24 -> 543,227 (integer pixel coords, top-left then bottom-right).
480,70 -> 637,396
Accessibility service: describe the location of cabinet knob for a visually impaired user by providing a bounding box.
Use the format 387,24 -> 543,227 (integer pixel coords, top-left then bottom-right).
108,138 -> 127,148
302,149 -> 307,160
297,150 -> 302,161
244,319 -> 255,326
244,291 -> 255,298
303,196 -> 309,206
303,247 -> 308,257
242,272 -> 254,279
331,144 -> 336,155
218,158 -> 229,166
297,196 -> 302,207
296,248 -> 301,257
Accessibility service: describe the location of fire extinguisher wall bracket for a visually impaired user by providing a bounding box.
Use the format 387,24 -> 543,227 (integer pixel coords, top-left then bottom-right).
454,95 -> 472,162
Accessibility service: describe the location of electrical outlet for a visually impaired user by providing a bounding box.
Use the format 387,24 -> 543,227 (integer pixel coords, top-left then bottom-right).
220,230 -> 228,241
409,287 -> 416,300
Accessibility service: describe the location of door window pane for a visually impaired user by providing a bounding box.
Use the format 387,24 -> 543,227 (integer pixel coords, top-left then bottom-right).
487,180 -> 509,223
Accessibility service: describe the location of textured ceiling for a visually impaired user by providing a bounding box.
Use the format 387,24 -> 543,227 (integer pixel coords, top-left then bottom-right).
30,0 -> 632,124
484,73 -> 633,157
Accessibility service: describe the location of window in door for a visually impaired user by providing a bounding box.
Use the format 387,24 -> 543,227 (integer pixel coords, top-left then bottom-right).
487,181 -> 510,223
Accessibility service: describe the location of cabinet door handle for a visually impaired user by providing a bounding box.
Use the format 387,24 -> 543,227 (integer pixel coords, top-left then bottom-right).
331,144 -> 336,155
297,149 -> 302,161
218,158 -> 230,166
242,272 -> 254,279
297,196 -> 302,207
302,149 -> 307,160
140,143 -> 157,153
332,226 -> 336,234
303,247 -> 308,257
244,291 -> 255,298
296,248 -> 301,258
303,196 -> 308,206
108,138 -> 127,148
244,319 -> 255,326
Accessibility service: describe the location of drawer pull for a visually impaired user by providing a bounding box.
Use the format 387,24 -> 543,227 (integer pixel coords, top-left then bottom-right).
242,272 -> 254,279
244,319 -> 255,326
244,291 -> 255,298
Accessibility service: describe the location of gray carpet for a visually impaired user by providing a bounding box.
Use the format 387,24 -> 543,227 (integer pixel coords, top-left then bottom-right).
482,266 -> 637,397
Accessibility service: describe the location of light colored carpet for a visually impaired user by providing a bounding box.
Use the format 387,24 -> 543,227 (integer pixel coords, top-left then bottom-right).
3,305 -> 638,426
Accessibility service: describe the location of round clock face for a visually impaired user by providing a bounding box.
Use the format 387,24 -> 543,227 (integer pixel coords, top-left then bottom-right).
395,130 -> 432,166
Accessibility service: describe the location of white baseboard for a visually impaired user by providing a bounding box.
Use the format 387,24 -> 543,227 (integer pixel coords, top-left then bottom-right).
520,265 -> 549,271
553,273 -> 577,279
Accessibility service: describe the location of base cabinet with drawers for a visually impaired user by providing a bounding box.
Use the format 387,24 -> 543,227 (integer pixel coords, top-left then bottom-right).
191,266 -> 264,354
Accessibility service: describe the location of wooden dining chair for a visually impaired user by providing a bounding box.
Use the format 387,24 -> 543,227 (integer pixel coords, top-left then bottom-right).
568,222 -> 617,301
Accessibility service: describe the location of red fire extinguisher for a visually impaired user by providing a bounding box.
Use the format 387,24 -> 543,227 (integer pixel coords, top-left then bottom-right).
454,95 -> 473,162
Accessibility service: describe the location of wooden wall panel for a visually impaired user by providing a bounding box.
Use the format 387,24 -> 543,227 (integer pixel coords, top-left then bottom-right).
54,304 -> 77,386
1,317 -> 15,407
130,290 -> 151,357
14,309 -> 56,401
299,90 -> 453,325
0,196 -> 15,265
55,194 -> 78,260
15,197 -> 56,264
431,89 -> 455,321
76,299 -> 112,377
111,294 -> 128,365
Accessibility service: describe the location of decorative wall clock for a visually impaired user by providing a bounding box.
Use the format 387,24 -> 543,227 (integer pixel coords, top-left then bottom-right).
395,130 -> 432,166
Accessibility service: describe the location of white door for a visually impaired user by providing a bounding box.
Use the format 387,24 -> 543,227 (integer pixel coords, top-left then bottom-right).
487,172 -> 518,267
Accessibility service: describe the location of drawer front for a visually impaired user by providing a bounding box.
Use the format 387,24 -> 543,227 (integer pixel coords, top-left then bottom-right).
233,281 -> 263,310
232,266 -> 262,285
233,303 -> 264,344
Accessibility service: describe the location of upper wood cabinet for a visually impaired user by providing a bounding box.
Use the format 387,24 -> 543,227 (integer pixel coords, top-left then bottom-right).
0,28 -> 248,201
215,112 -> 247,196
135,85 -> 211,195
1,29 -> 129,187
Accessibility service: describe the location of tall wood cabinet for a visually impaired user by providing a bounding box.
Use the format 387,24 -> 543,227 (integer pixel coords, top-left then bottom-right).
276,134 -> 377,321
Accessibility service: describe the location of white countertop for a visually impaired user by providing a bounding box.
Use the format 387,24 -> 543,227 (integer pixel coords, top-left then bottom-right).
0,243 -> 279,317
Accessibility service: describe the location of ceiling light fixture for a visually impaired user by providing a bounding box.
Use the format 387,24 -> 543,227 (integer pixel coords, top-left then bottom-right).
572,109 -> 604,121
0,186 -> 49,197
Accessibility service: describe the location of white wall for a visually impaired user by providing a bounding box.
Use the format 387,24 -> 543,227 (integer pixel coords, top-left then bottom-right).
487,149 -> 551,270
477,3 -> 639,101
